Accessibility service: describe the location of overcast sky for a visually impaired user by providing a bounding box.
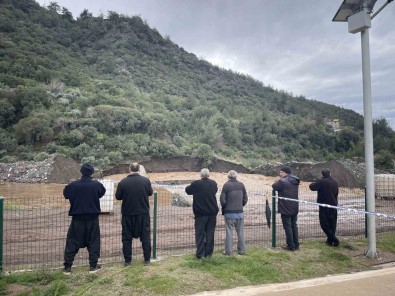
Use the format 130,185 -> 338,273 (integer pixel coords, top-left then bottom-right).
36,0 -> 395,129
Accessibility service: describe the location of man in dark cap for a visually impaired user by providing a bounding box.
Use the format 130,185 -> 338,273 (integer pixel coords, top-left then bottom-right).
116,162 -> 153,266
309,168 -> 340,246
272,166 -> 300,251
62,163 -> 106,274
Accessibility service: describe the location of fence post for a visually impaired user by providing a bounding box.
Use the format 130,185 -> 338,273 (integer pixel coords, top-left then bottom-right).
364,187 -> 368,239
0,196 -> 3,273
152,191 -> 158,259
271,190 -> 276,248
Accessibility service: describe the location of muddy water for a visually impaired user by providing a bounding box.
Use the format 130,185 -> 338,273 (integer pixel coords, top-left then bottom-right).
0,181 -> 173,206
0,182 -> 66,198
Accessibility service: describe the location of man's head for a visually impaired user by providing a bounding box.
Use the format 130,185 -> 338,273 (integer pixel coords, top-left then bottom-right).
200,168 -> 210,179
321,168 -> 331,178
280,166 -> 292,177
129,162 -> 140,173
80,163 -> 94,176
228,170 -> 238,180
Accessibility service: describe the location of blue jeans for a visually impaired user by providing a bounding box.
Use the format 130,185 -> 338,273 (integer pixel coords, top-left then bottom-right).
281,214 -> 299,250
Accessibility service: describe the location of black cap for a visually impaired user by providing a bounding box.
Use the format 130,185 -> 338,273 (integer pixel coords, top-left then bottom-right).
80,163 -> 94,176
280,166 -> 292,175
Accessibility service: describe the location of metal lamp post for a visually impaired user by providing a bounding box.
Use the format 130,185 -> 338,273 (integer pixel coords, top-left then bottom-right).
333,0 -> 393,259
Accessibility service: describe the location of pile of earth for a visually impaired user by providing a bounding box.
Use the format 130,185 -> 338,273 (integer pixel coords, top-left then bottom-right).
0,155 -> 384,188
0,155 -> 81,184
105,157 -> 373,188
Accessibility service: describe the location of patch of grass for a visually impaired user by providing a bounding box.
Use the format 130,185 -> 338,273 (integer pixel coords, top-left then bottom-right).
377,233 -> 395,253
40,281 -> 69,296
1,235 -> 394,295
183,248 -> 285,285
125,274 -> 178,294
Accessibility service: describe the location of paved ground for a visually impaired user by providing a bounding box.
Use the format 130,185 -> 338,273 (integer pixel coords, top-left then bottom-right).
190,263 -> 395,296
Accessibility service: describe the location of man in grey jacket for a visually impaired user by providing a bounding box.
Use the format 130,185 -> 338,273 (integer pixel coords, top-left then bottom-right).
272,166 -> 300,251
220,170 -> 248,256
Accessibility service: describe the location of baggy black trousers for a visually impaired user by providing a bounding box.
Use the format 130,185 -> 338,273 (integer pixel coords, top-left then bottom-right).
64,217 -> 100,268
121,214 -> 151,263
319,207 -> 339,244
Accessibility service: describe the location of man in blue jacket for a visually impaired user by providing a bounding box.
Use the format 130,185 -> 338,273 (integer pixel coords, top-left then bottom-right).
185,168 -> 219,259
116,162 -> 153,266
272,166 -> 300,251
63,163 -> 106,274
309,168 -> 340,246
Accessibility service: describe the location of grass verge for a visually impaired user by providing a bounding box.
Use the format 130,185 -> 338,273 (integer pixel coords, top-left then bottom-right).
1,234 -> 394,296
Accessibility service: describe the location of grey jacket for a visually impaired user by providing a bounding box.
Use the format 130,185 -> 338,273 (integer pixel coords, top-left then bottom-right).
272,175 -> 300,215
220,179 -> 248,214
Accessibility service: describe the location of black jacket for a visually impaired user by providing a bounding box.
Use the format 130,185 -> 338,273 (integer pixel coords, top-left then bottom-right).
185,178 -> 219,217
220,179 -> 248,214
115,174 -> 153,215
309,176 -> 339,206
272,175 -> 300,215
63,176 -> 106,218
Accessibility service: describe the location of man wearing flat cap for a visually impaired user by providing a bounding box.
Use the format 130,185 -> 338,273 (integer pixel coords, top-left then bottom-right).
272,166 -> 300,251
309,169 -> 340,246
62,163 -> 106,274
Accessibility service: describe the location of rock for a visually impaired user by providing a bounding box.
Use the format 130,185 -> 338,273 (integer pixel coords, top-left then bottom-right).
172,193 -> 192,207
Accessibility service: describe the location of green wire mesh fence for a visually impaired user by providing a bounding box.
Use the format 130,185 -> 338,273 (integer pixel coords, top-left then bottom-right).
1,183 -> 394,273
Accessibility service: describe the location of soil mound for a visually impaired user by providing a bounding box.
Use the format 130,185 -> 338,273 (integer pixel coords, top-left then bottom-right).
0,155 -> 81,184
1,155 -> 381,188
255,160 -> 368,188
103,157 -> 369,188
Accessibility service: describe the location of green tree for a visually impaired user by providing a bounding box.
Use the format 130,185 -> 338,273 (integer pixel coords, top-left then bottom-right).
193,144 -> 213,166
14,112 -> 54,144
0,99 -> 15,127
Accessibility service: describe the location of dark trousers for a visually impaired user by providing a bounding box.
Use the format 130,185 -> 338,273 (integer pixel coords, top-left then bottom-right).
194,215 -> 217,258
281,214 -> 299,250
64,217 -> 100,268
319,207 -> 339,244
121,214 -> 151,263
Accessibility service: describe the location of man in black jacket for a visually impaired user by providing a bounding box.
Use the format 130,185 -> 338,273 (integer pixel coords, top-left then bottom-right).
63,163 -> 106,274
220,170 -> 248,256
272,166 -> 300,251
116,162 -> 153,266
309,168 -> 340,246
185,168 -> 219,259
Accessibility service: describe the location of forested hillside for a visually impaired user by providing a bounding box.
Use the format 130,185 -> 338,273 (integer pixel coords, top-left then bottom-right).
0,0 -> 394,170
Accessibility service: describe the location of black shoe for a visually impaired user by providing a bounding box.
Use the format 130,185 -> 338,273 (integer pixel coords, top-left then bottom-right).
62,266 -> 71,275
295,246 -> 300,251
281,246 -> 295,251
326,240 -> 333,246
238,251 -> 246,255
222,251 -> 232,256
333,241 -> 340,247
124,261 -> 131,267
144,260 -> 150,266
89,264 -> 102,273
